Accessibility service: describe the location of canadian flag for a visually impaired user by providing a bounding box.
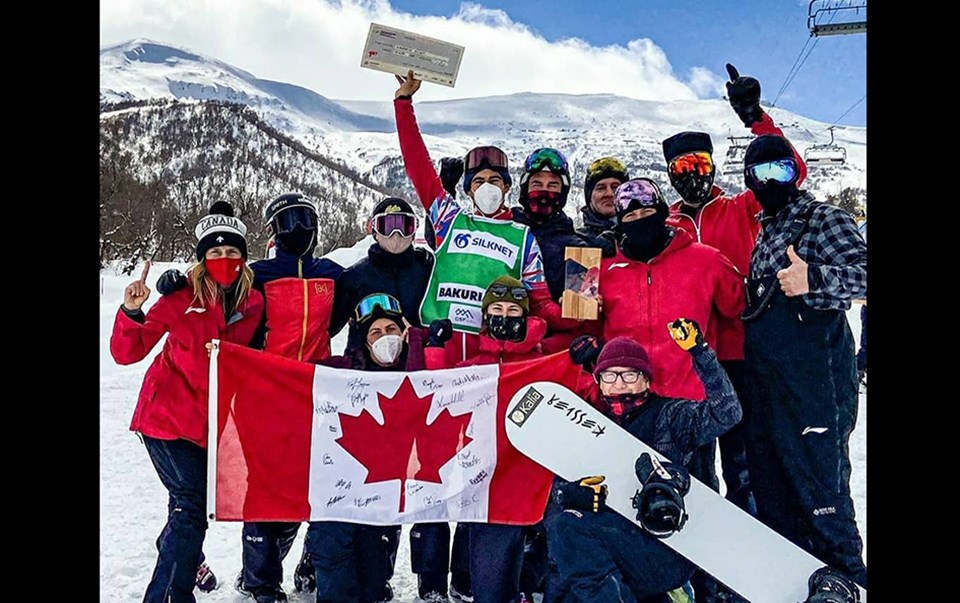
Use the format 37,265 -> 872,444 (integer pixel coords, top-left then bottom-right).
208,341 -> 579,525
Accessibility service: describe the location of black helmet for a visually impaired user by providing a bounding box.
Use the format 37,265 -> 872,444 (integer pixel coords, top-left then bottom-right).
264,193 -> 318,238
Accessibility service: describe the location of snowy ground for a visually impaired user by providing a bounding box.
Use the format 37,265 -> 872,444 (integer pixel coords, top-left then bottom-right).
100,251 -> 867,602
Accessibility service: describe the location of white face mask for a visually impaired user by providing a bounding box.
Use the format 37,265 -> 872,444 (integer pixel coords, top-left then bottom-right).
377,232 -> 413,254
473,182 -> 504,215
370,334 -> 403,365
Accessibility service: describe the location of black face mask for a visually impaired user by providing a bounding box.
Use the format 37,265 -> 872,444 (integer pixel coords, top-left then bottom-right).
619,209 -> 669,262
751,183 -> 798,217
484,314 -> 527,342
600,391 -> 649,420
276,228 -> 317,257
671,172 -> 715,206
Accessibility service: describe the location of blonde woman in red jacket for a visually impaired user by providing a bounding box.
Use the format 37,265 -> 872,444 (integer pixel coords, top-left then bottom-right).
110,201 -> 264,603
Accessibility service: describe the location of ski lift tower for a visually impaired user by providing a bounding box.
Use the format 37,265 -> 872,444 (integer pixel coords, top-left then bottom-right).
721,136 -> 754,177
804,126 -> 848,167
808,0 -> 867,37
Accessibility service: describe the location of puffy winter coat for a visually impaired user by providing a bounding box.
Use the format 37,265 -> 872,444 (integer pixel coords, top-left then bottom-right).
328,243 -> 435,342
249,248 -> 344,361
599,228 -> 744,401
665,113 -> 806,361
580,345 -> 741,466
424,317 -> 548,369
111,285 -> 264,448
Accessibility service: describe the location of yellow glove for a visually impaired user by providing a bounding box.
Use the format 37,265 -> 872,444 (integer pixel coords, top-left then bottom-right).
668,318 -> 705,352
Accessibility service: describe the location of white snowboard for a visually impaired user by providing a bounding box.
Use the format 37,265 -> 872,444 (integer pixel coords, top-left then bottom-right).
505,381 -> 866,603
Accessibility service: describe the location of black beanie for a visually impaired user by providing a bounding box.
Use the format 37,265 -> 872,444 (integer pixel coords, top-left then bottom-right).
195,201 -> 248,261
662,132 -> 713,163
744,135 -> 794,167
372,197 -> 414,216
584,157 -> 630,207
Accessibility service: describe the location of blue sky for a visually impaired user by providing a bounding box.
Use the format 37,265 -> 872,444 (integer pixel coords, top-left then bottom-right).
391,0 -> 867,126
100,0 -> 866,127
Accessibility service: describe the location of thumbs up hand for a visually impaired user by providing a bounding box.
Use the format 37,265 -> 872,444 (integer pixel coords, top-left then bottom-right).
776,245 -> 809,297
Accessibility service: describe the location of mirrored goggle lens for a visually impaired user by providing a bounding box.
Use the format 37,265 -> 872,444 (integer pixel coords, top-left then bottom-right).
587,157 -> 628,179
355,293 -> 402,322
274,206 -> 317,233
524,148 -> 568,173
668,152 -> 714,177
373,213 -> 416,237
746,159 -> 797,185
464,146 -> 509,172
488,283 -> 528,301
614,180 -> 662,213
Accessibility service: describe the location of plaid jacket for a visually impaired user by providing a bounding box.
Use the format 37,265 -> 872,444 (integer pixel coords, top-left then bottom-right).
751,191 -> 867,311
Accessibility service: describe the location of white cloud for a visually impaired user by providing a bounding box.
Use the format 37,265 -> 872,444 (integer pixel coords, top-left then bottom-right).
100,0 -> 718,103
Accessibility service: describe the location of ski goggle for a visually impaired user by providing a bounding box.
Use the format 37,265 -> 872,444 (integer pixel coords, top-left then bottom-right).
272,205 -> 317,234
464,146 -> 509,172
372,212 -> 417,237
745,159 -> 798,186
524,148 -> 569,175
354,293 -> 403,323
614,178 -> 663,213
587,157 -> 628,180
668,152 -> 715,178
487,283 -> 528,302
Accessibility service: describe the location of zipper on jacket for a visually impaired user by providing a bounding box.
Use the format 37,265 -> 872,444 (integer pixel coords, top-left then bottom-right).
298,279 -> 308,361
647,269 -> 652,286
298,258 -> 303,279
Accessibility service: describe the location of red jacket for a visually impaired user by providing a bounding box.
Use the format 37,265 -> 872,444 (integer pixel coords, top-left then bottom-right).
425,317 -> 548,369
598,229 -> 744,401
665,112 -> 807,361
110,286 -> 265,448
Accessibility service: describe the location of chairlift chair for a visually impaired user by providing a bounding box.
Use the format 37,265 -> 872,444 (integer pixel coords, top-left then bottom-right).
721,136 -> 754,176
808,0 -> 867,37
804,126 -> 847,167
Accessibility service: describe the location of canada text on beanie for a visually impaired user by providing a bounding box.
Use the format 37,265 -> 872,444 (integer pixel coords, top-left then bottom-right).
195,201 -> 248,261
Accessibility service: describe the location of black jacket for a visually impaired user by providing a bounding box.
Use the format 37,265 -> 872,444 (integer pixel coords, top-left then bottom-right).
513,209 -> 591,301
577,205 -> 617,240
329,243 -> 435,341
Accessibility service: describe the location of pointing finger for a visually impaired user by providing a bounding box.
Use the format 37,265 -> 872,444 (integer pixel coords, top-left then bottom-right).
139,260 -> 151,284
726,63 -> 740,82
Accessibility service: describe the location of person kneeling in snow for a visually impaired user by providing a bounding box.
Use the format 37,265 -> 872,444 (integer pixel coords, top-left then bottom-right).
544,321 -> 741,602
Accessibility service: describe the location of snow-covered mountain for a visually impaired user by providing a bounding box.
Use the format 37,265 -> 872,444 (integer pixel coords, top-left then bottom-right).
100,39 -> 866,263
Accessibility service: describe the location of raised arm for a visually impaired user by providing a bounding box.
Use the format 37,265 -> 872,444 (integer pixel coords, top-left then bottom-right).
394,70 -> 446,211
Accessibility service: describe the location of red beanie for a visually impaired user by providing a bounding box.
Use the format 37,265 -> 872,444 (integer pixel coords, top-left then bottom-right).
594,336 -> 654,380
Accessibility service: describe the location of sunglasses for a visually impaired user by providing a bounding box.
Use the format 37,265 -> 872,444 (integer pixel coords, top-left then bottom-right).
668,152 -> 715,178
372,212 -> 417,237
354,293 -> 402,323
524,148 -> 568,174
488,283 -> 528,302
596,370 -> 643,384
587,157 -> 628,180
614,179 -> 663,214
464,146 -> 509,172
745,159 -> 798,187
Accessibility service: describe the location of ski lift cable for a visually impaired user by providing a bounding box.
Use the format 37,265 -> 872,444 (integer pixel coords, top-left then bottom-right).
772,37 -> 814,107
825,93 -> 866,129
772,38 -> 820,107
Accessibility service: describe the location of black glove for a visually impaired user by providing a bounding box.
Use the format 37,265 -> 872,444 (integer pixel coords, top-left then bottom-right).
554,476 -> 608,513
156,269 -> 187,295
569,335 -> 603,371
440,157 -> 465,197
427,319 -> 454,348
805,566 -> 861,603
632,453 -> 690,538
725,63 -> 763,128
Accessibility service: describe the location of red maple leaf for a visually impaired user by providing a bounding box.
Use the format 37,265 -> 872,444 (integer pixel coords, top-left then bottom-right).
336,376 -> 473,512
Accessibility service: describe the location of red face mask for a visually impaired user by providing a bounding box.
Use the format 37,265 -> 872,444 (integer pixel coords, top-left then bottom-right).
205,257 -> 244,287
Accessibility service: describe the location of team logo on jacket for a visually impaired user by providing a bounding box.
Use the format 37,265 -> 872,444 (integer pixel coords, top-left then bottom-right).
447,229 -> 519,267
437,283 -> 486,305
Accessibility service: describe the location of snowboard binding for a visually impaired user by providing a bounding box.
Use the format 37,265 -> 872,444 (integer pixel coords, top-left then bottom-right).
632,453 -> 690,538
803,566 -> 860,603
